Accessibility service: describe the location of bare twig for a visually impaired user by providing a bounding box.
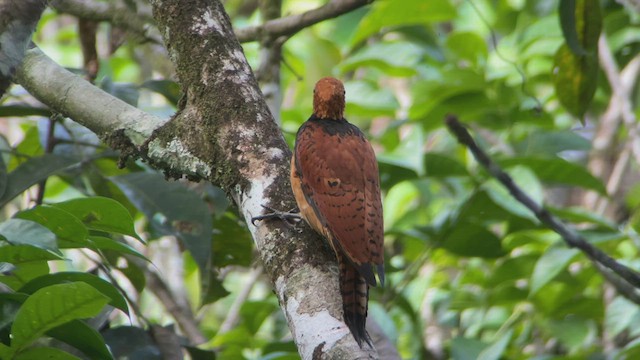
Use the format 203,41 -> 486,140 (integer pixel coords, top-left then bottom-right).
584,45 -> 640,214
444,114 -> 640,289
144,264 -> 207,344
218,266 -> 263,334
256,0 -> 283,124
235,0 -> 371,43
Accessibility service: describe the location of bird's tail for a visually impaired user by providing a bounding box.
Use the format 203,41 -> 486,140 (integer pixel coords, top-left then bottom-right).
338,251 -> 371,347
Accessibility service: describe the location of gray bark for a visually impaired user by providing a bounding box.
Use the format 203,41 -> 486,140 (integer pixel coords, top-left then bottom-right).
16,0 -> 379,358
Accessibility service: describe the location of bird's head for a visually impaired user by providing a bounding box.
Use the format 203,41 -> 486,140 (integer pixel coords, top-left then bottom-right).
313,77 -> 345,120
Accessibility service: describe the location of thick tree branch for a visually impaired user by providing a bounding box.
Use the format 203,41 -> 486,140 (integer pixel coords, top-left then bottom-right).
445,115 -> 640,290
0,0 -> 47,97
235,0 -> 371,43
17,1 -> 378,358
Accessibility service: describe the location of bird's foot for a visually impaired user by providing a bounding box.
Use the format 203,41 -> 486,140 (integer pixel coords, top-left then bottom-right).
251,205 -> 302,227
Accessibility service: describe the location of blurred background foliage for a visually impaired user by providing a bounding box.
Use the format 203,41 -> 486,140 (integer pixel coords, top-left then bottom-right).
1,0 -> 640,359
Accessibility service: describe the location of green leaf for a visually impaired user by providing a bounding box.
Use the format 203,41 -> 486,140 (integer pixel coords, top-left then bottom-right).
344,80 -> 399,117
451,337 -> 488,360
477,330 -> 513,360
553,43 -> 599,120
102,326 -> 160,359
424,153 -> 468,177
88,236 -> 148,260
483,166 -> 543,222
212,216 -> 253,268
16,206 -> 89,247
530,247 -> 579,296
139,80 -> 181,106
0,105 -> 52,118
110,172 -> 211,272
0,244 -> 63,264
605,296 -> 639,338
15,346 -> 81,360
52,197 -> 139,239
19,272 -> 128,314
515,130 -> 591,155
445,31 -> 488,65
47,320 -> 114,360
559,0 -> 602,56
409,68 -> 486,122
0,343 -> 12,359
0,154 -> 79,208
0,219 -> 59,254
438,222 -> 504,258
377,126 -> 425,176
0,261 -> 50,291
499,156 -> 606,194
10,282 -> 110,351
351,0 -> 456,45
340,41 -> 424,76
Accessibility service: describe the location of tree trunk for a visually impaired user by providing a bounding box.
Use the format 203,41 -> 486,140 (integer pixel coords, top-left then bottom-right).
16,0 -> 379,358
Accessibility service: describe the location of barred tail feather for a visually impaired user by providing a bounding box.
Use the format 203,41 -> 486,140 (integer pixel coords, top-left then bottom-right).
338,252 -> 371,347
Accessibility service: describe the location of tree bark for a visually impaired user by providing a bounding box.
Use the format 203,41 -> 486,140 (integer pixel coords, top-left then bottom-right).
17,0 -> 379,358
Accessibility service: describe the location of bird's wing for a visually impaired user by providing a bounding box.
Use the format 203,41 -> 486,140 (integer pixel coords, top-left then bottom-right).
293,120 -> 384,286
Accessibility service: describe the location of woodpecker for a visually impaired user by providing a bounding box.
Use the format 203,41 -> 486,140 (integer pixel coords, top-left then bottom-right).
290,77 -> 384,346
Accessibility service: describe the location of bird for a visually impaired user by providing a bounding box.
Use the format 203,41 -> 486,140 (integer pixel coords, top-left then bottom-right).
255,77 -> 385,347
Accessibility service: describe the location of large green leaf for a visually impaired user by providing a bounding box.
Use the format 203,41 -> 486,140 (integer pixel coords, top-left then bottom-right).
110,172 -> 212,272
530,247 -> 580,296
0,154 -> 79,208
424,153 -> 468,178
340,41 -> 424,76
16,206 -> 89,247
0,219 -> 59,254
351,0 -> 456,45
559,0 -> 602,56
483,166 -> 543,223
514,130 -> 591,156
553,43 -> 599,120
19,272 -> 128,314
377,126 -> 425,176
437,222 -> 504,258
47,320 -> 114,360
0,244 -> 63,264
139,80 -> 181,106
345,80 -> 399,117
88,236 -> 148,260
14,347 -> 81,360
478,330 -> 513,360
499,156 -> 606,194
52,197 -> 139,239
10,282 -> 110,352
605,296 -> 639,339
102,326 -> 161,360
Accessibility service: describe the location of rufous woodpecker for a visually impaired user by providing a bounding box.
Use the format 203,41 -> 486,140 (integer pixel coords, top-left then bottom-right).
255,77 -> 385,347
292,77 -> 385,346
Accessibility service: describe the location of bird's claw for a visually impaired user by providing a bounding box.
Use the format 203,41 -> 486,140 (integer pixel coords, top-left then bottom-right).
251,205 -> 302,227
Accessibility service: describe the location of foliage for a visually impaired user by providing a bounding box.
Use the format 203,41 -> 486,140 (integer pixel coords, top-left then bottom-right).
1,0 -> 640,359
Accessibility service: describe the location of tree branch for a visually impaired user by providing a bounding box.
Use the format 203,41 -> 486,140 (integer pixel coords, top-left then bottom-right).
49,0 -> 161,44
444,115 -> 640,290
235,0 -> 371,43
16,1 -> 378,357
0,0 -> 47,97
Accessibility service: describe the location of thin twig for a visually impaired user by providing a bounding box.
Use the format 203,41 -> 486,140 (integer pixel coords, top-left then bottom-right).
444,114 -> 640,289
143,263 -> 207,344
235,0 -> 372,43
218,266 -> 263,334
